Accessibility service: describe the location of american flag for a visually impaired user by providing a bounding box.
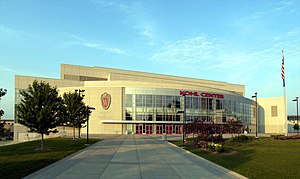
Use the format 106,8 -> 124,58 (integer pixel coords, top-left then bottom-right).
281,50 -> 285,87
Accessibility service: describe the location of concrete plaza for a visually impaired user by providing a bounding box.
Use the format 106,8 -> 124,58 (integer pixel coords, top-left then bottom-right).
25,135 -> 247,179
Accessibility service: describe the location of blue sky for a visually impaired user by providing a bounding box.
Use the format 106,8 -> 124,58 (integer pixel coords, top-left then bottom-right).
0,0 -> 299,118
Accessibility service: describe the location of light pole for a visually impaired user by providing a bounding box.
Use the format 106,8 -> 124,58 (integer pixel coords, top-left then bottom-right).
177,95 -> 186,147
252,92 -> 258,138
86,106 -> 95,144
75,89 -> 85,138
292,97 -> 299,135
183,95 -> 186,146
178,94 -> 186,146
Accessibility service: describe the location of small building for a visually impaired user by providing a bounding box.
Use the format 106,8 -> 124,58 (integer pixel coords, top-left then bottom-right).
257,97 -> 286,134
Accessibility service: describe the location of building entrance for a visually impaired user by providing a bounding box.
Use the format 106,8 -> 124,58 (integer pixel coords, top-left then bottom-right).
175,125 -> 182,134
136,124 -> 143,134
146,125 -> 153,134
156,125 -> 163,134
166,125 -> 173,134
135,124 -> 181,135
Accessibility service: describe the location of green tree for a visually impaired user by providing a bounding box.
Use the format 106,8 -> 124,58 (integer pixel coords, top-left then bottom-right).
17,80 -> 64,150
0,88 -> 7,119
0,88 -> 7,138
293,124 -> 299,131
63,92 -> 89,139
0,121 -> 5,137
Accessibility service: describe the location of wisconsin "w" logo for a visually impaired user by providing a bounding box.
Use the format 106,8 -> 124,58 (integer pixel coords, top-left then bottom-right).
101,92 -> 111,110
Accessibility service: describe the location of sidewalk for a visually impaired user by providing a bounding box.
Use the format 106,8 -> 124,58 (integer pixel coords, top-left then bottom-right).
25,135 -> 247,179
0,140 -> 20,146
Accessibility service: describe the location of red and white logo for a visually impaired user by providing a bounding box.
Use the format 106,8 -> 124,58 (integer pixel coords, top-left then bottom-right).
101,92 -> 111,110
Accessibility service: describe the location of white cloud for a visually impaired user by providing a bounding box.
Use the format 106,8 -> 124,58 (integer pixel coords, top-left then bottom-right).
150,33 -> 300,89
0,65 -> 19,73
64,35 -> 128,55
84,43 -> 98,48
271,0 -> 294,13
151,36 -> 221,68
83,42 -> 127,55
91,0 -> 157,41
0,25 -> 26,40
0,65 -> 49,78
91,0 -> 131,14
287,29 -> 300,37
250,12 -> 266,19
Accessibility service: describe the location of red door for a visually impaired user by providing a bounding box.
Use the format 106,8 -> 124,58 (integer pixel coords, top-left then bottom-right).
175,125 -> 182,134
166,125 -> 173,134
136,124 -> 143,134
156,125 -> 163,134
146,125 -> 153,134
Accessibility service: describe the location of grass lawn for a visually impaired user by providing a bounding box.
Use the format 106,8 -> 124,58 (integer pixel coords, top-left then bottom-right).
0,138 -> 100,179
172,137 -> 300,179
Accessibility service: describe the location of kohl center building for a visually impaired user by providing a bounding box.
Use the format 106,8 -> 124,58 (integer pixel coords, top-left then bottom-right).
14,64 -> 286,141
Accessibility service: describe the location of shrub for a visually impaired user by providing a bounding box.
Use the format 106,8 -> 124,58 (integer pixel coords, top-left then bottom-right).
186,137 -> 196,143
271,134 -> 285,139
207,142 -> 226,153
208,142 -> 215,151
231,135 -> 255,142
197,141 -> 208,149
195,134 -> 224,143
273,135 -> 300,140
214,144 -> 226,153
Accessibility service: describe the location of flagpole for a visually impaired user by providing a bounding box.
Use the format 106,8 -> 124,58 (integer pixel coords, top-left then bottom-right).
284,84 -> 288,136
282,50 -> 288,136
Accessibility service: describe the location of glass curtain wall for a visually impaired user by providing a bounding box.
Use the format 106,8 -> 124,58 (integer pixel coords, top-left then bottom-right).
125,88 -> 254,134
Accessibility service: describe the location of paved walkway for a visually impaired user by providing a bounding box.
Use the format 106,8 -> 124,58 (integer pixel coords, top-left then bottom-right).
25,135 -> 247,179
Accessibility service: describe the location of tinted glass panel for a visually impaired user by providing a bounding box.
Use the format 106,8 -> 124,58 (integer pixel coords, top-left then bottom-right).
136,95 -> 143,107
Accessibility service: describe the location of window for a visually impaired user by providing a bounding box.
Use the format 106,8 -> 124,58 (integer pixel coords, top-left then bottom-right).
156,115 -> 163,121
186,97 -> 192,109
136,95 -> 143,107
174,96 -> 181,108
175,115 -> 181,121
125,94 -> 132,107
136,114 -> 143,121
146,114 -> 153,121
166,115 -> 173,121
216,99 -> 223,110
166,96 -> 173,108
208,99 -> 213,110
222,117 -> 226,123
192,97 -> 199,109
126,112 -> 132,120
233,101 -> 237,112
201,98 -> 207,110
146,95 -> 153,108
64,74 -> 79,81
155,95 -> 163,107
186,116 -> 192,122
79,76 -> 106,81
252,107 -> 256,118
271,106 -> 278,117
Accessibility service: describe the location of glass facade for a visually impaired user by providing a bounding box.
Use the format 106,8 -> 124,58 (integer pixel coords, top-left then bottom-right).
124,87 -> 255,134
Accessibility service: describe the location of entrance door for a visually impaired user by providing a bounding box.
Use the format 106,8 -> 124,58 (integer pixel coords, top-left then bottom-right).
156,125 -> 163,134
175,125 -> 182,134
166,125 -> 173,134
135,124 -> 143,134
146,125 -> 153,134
